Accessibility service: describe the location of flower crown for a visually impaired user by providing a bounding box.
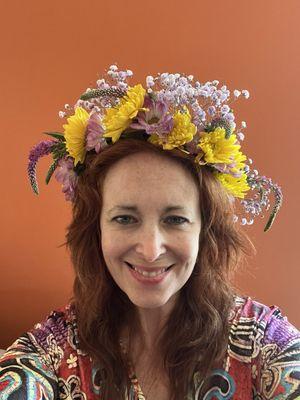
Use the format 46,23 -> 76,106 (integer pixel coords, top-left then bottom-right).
28,64 -> 283,232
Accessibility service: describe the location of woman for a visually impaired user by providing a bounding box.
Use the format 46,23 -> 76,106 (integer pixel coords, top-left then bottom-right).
1,65 -> 299,399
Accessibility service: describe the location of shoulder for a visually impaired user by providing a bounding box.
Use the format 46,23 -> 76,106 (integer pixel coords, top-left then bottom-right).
1,303 -> 76,359
0,303 -> 86,399
228,296 -> 300,398
27,302 -> 78,354
229,296 -> 300,361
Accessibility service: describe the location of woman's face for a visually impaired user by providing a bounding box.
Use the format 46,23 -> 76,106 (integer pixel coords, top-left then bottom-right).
100,152 -> 201,310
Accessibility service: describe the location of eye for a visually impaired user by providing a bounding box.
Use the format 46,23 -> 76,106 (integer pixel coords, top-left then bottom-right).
112,215 -> 189,225
112,215 -> 135,225
165,216 -> 189,225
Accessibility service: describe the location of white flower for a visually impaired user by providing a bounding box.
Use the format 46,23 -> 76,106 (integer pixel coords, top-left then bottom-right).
146,76 -> 155,87
226,112 -> 235,121
237,132 -> 245,141
242,89 -> 250,99
160,72 -> 168,79
221,105 -> 230,113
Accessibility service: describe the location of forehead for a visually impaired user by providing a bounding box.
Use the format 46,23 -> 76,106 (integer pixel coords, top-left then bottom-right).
101,152 -> 199,207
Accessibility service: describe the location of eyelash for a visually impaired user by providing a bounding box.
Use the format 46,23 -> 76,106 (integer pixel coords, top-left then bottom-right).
112,215 -> 189,225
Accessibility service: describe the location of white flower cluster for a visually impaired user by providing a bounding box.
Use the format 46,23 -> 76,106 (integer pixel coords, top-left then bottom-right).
144,71 -> 250,135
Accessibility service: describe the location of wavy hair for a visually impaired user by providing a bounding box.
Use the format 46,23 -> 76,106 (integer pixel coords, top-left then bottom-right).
65,136 -> 255,400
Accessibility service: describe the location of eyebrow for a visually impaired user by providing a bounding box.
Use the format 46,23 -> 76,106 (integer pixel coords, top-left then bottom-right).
107,205 -> 187,215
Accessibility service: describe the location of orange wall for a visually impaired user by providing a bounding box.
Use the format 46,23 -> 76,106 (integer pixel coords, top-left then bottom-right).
1,0 -> 299,348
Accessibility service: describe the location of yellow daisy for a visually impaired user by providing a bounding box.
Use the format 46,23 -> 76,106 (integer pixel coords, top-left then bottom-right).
102,84 -> 146,143
198,127 -> 242,165
63,107 -> 90,166
230,150 -> 247,175
148,107 -> 197,150
215,172 -> 250,199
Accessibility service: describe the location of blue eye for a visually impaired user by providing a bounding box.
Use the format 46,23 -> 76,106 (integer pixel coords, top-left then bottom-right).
113,215 -> 134,224
166,216 -> 188,225
112,215 -> 188,225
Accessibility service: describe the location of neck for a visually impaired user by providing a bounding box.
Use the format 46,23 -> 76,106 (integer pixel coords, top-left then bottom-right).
121,295 -> 178,357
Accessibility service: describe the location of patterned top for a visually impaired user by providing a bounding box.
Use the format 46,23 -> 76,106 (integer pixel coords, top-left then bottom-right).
0,296 -> 300,399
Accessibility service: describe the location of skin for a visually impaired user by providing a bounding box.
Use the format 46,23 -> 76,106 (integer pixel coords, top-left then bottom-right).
100,151 -> 202,352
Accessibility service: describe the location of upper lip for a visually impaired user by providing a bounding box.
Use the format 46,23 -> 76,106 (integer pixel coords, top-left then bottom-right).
125,262 -> 173,272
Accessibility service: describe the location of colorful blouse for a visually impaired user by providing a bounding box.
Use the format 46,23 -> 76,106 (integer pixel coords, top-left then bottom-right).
1,296 -> 300,399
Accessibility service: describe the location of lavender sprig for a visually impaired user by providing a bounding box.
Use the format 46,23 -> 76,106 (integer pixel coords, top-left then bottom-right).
28,140 -> 58,195
241,174 -> 283,232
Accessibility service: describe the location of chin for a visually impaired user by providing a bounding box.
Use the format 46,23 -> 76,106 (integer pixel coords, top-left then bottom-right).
127,292 -> 177,310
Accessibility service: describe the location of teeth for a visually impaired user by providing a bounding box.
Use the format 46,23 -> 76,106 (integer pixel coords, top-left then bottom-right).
131,264 -> 167,277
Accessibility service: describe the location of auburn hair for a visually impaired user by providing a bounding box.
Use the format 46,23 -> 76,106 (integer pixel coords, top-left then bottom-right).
65,136 -> 255,399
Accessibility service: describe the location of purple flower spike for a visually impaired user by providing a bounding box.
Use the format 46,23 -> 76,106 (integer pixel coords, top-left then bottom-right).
55,157 -> 78,202
28,140 -> 57,195
86,112 -> 107,153
130,95 -> 174,137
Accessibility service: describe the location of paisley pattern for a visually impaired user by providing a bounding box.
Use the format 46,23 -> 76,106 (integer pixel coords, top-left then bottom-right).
194,369 -> 236,400
0,297 -> 300,399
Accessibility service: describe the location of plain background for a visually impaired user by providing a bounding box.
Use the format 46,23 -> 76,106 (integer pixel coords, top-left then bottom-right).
0,0 -> 299,348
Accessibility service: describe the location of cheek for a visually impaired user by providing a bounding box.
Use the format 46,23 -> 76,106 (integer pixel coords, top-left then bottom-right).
179,236 -> 199,259
101,231 -> 126,263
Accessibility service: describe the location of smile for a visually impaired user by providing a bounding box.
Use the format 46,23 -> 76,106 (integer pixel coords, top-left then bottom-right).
125,262 -> 173,277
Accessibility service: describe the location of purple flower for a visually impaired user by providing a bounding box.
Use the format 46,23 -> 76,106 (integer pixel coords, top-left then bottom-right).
130,96 -> 174,137
55,157 -> 78,202
86,112 -> 107,153
28,140 -> 57,195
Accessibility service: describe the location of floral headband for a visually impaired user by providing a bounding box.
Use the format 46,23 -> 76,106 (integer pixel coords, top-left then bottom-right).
28,64 -> 283,232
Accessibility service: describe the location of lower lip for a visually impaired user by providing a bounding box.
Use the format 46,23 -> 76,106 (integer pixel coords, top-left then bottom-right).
126,263 -> 172,285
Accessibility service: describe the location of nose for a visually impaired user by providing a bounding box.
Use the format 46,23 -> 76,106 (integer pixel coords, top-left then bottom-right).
134,224 -> 167,263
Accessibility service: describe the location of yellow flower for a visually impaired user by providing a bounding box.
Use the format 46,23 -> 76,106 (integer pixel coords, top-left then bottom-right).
230,150 -> 247,175
216,172 -> 250,198
197,126 -> 248,179
63,107 -> 89,166
102,84 -> 146,143
148,107 -> 197,150
198,127 -> 242,164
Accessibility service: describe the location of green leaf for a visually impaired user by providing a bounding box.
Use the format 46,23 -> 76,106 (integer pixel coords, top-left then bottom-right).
44,132 -> 66,141
51,142 -> 67,161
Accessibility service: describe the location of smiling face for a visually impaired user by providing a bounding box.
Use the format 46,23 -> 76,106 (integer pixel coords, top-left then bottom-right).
99,151 -> 202,311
